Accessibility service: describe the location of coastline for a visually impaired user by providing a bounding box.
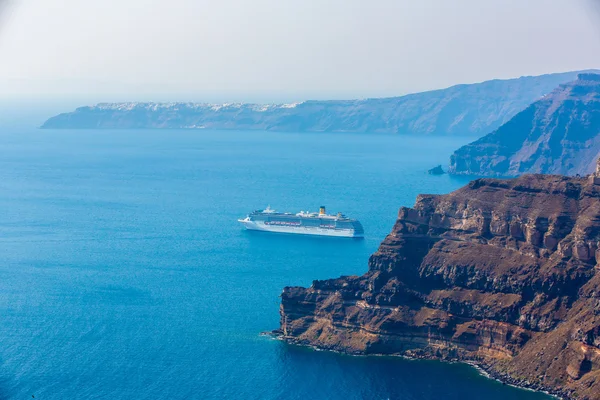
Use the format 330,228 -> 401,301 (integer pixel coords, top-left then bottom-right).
264,331 -> 567,400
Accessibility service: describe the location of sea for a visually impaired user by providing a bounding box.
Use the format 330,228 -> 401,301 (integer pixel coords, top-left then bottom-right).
0,127 -> 552,399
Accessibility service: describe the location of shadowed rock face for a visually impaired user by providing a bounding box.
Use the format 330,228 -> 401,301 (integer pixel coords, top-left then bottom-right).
277,173 -> 600,400
449,74 -> 600,177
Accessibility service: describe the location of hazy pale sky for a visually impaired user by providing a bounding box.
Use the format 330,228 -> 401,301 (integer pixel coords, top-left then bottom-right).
1,0 -> 600,102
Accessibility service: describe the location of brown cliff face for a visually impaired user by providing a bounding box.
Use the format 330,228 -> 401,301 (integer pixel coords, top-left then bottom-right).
277,174 -> 600,399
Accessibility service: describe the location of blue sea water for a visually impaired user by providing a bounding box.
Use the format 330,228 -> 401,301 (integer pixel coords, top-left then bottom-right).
0,128 -> 551,400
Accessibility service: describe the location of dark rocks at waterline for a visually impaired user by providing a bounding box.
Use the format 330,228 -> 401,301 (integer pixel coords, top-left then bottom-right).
428,165 -> 445,175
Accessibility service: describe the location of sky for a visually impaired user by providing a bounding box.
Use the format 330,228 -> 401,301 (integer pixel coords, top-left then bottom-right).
0,0 -> 600,103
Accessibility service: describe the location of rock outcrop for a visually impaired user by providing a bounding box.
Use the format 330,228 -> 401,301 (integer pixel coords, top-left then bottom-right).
449,74 -> 600,177
41,71 -> 594,136
428,165 -> 445,175
276,172 -> 600,399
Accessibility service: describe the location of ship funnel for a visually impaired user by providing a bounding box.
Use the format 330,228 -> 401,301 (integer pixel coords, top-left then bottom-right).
319,206 -> 326,215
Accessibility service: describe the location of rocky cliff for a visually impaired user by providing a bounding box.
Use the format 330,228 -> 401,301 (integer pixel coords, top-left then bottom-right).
449,74 -> 600,176
276,166 -> 600,399
41,71 -> 593,136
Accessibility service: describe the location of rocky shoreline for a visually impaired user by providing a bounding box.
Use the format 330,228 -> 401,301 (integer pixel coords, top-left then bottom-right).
266,331 -> 566,399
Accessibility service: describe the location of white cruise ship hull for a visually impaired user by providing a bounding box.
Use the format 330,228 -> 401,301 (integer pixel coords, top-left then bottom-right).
238,219 -> 363,238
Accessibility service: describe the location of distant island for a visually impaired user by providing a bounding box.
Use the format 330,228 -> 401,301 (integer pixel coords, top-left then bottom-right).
275,161 -> 600,400
41,70 -> 595,136
449,73 -> 600,176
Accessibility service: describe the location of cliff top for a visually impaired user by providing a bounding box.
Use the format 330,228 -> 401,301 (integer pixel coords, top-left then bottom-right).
578,72 -> 600,82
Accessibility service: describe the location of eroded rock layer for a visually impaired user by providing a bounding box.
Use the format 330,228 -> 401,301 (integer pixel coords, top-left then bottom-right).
276,173 -> 600,399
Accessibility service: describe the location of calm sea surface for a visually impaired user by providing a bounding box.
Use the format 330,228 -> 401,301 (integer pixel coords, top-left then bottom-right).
0,128 -> 551,399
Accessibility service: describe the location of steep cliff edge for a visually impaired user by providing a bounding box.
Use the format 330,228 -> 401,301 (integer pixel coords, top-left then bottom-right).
449,74 -> 600,176
41,71 -> 593,136
276,163 -> 600,399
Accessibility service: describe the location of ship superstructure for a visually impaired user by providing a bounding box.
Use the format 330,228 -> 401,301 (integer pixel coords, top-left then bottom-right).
238,206 -> 364,238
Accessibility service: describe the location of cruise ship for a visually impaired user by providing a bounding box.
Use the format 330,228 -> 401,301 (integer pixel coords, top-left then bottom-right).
238,206 -> 364,238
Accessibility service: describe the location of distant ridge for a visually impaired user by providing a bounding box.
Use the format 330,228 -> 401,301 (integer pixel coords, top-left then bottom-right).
42,70 -> 598,136
449,73 -> 600,176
